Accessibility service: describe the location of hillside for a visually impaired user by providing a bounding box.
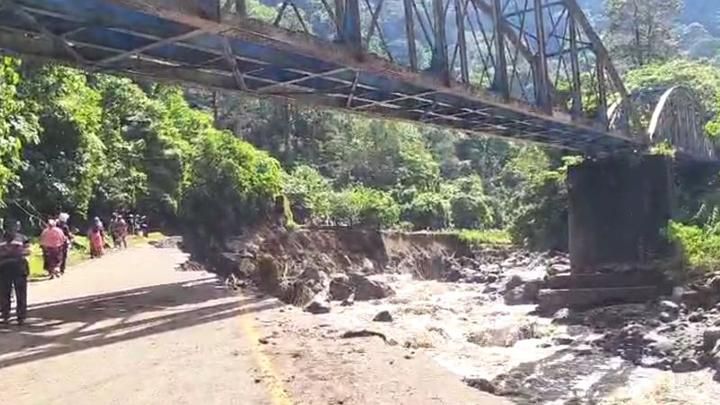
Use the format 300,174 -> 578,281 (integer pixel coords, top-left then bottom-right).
579,0 -> 719,31
682,0 -> 720,35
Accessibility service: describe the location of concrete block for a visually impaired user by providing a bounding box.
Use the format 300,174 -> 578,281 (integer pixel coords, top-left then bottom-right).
538,286 -> 661,311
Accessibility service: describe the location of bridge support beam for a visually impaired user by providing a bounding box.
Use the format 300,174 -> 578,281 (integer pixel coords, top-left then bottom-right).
539,155 -> 674,311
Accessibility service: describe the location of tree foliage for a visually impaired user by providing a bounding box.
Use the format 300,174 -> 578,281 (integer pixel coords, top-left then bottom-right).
325,186 -> 400,228
669,221 -> 720,273
402,191 -> 450,231
448,175 -> 493,230
605,0 -> 682,68
325,119 -> 439,191
19,65 -> 104,216
0,60 -> 285,237
284,164 -> 332,224
0,57 -> 37,204
181,130 -> 283,238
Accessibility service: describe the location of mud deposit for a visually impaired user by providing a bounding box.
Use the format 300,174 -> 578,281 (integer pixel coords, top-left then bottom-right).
200,228 -> 720,404
293,276 -> 720,404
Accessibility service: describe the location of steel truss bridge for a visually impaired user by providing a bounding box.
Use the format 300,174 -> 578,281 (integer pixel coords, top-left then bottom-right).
0,0 -> 715,161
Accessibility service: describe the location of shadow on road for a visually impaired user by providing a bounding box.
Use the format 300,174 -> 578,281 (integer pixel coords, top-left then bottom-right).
0,277 -> 282,369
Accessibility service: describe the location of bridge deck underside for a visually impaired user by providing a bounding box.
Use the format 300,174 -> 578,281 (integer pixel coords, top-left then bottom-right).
0,0 -> 640,155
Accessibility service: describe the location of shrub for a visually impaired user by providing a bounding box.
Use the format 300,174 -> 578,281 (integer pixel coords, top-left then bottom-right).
402,191 -> 450,230
457,229 -> 511,246
283,165 -> 332,224
329,186 -> 400,228
328,189 -> 357,226
668,221 -> 720,273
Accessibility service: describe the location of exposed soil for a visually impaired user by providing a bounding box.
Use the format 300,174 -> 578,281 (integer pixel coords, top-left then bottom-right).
198,226 -> 720,404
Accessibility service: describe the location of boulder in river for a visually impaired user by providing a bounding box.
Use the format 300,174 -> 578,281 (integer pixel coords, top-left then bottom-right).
463,377 -> 496,394
373,310 -> 393,322
671,358 -> 703,373
504,275 -> 524,291
349,273 -> 395,301
503,286 -> 526,305
503,281 -> 542,305
688,311 -> 706,323
659,300 -> 680,314
551,334 -> 574,345
659,311 -> 677,323
305,295 -> 331,314
329,274 -> 353,301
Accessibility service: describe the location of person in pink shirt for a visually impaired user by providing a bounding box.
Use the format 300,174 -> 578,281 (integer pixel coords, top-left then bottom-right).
40,219 -> 66,279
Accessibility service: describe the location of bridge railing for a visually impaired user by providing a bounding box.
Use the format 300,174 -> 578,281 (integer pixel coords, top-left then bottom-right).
225,0 -> 635,137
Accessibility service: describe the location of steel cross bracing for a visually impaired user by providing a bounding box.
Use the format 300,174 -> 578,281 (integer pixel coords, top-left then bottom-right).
0,0 -> 714,161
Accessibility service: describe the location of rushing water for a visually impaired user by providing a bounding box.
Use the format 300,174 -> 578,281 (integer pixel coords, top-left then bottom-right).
316,273 -> 719,404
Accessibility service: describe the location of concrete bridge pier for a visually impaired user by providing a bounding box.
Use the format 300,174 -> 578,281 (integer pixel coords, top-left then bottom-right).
539,155 -> 675,311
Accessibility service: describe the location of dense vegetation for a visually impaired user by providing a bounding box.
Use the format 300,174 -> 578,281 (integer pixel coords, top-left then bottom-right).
3,0 -> 720,273
0,61 -> 283,239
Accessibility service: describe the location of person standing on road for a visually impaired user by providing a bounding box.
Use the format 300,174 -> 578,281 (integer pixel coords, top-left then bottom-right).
127,213 -> 136,236
89,217 -> 105,258
0,220 -> 31,326
57,213 -> 73,275
140,215 -> 149,238
118,216 -> 128,248
40,219 -> 67,279
110,213 -> 120,249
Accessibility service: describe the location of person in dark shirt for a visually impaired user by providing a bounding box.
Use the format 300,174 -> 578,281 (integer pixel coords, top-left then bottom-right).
127,213 -> 136,236
140,215 -> 149,238
0,220 -> 30,326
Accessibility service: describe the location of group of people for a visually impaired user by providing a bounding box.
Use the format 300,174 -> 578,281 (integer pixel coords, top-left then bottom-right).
86,213 -> 127,258
86,213 -> 149,258
0,212 -> 150,326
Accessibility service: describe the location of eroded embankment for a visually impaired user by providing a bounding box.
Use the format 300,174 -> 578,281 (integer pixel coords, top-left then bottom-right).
180,227 -> 720,404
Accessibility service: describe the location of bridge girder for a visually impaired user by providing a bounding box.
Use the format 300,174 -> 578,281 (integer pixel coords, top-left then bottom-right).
0,0 -> 715,161
254,0 -> 633,131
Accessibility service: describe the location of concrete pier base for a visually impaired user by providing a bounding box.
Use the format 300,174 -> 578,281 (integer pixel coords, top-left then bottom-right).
539,156 -> 674,311
568,155 -> 674,272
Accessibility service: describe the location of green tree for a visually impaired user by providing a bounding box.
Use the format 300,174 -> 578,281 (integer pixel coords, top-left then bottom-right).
92,75 -> 150,212
509,170 -> 568,251
605,0 -> 682,68
181,129 -> 283,239
326,118 -> 439,190
18,65 -> 104,217
0,57 -> 38,204
505,153 -> 580,251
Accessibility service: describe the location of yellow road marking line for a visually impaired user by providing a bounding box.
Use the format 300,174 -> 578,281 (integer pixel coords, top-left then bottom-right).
239,313 -> 294,405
